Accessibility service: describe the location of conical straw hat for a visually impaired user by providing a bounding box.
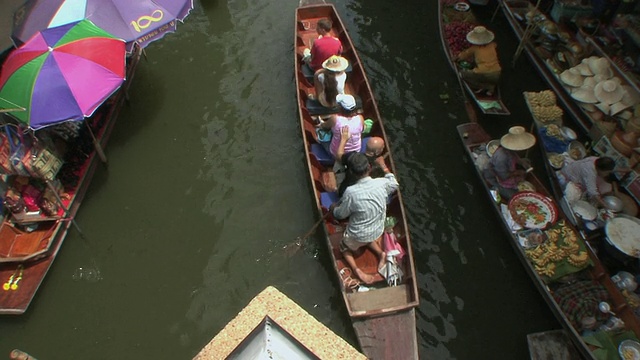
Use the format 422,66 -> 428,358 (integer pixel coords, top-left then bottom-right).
500,126 -> 536,151
594,79 -> 625,104
571,85 -> 598,103
560,68 -> 584,87
466,26 -> 495,45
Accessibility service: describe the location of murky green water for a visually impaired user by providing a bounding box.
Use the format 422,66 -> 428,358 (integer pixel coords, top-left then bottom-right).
0,1 -> 562,359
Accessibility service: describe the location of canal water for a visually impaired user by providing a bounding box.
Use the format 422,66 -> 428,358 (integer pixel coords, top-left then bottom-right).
0,0 -> 563,359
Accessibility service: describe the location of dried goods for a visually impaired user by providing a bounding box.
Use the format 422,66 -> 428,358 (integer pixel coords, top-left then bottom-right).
526,90 -> 557,107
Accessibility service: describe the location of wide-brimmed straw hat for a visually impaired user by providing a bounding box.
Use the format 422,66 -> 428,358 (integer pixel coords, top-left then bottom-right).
610,101 -> 631,116
500,126 -> 536,151
322,55 -> 349,72
560,68 -> 584,87
573,63 -> 593,76
586,57 -> 613,78
594,79 -> 625,104
582,76 -> 597,88
466,26 -> 495,45
622,85 -> 640,107
571,85 -> 598,104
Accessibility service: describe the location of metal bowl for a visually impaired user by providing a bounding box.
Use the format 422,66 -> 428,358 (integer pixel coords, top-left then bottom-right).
486,140 -> 500,157
561,126 -> 577,141
568,141 -> 587,160
603,196 -> 624,212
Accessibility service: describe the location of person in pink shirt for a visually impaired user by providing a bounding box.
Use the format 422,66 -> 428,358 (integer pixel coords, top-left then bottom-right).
305,18 -> 343,71
317,94 -> 363,160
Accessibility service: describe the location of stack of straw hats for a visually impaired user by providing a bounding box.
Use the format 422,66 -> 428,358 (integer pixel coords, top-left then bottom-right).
559,56 -> 640,118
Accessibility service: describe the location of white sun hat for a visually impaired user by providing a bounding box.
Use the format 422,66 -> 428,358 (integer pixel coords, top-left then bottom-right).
560,68 -> 584,87
500,126 -> 536,151
594,79 -> 625,104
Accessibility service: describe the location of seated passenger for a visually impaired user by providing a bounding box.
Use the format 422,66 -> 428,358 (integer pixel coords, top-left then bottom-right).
330,152 -> 399,284
318,94 -> 364,161
483,126 -> 535,200
311,55 -> 348,108
303,18 -> 343,71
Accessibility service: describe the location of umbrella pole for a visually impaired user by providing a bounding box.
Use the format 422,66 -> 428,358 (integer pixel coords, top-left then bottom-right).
86,125 -> 108,163
46,180 -> 85,238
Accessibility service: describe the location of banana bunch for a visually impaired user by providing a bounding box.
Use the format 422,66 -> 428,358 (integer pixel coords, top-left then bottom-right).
532,105 -> 564,123
526,90 -> 557,107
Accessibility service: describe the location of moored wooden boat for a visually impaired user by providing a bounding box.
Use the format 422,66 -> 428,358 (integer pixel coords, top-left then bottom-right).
457,121 -> 640,359
439,0 -> 511,116
0,47 -> 142,315
295,4 -> 419,359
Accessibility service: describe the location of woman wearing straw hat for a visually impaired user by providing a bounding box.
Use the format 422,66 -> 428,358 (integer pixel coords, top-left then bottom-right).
311,55 -> 349,108
454,26 -> 502,96
483,126 -> 536,199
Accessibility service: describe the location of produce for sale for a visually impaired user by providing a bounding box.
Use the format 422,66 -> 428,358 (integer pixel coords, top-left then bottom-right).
531,105 -> 563,123
444,21 -> 475,58
525,90 -> 557,107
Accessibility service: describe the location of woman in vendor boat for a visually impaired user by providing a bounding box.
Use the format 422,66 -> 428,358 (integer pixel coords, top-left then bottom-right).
483,126 -> 536,199
454,26 -> 502,96
558,156 -> 627,208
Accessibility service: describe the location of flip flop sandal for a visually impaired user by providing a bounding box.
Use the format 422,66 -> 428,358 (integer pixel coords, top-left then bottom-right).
339,268 -> 360,290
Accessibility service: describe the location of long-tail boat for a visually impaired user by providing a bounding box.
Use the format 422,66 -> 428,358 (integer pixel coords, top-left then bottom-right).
439,0 -> 511,116
457,121 -> 640,359
0,47 -> 142,315
294,3 -> 419,359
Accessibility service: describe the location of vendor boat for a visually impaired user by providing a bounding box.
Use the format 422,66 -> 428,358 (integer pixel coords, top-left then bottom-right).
457,121 -> 640,360
0,47 -> 142,315
295,3 -> 419,359
499,0 -> 640,135
439,0 -> 511,116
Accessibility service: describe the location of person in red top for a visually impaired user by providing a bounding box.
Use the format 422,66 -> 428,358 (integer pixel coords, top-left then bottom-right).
305,18 -> 342,71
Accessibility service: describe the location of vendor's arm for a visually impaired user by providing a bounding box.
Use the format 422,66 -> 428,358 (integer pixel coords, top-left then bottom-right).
455,46 -> 474,62
584,175 -> 607,208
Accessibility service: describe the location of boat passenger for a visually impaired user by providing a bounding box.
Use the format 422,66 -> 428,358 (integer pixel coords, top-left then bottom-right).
483,126 -> 535,199
454,26 -> 502,96
558,156 -> 622,208
310,55 -> 348,108
303,18 -> 343,71
318,94 -> 364,160
330,152 -> 398,284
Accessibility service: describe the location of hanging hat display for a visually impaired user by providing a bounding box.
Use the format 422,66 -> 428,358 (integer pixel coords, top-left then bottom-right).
571,85 -> 598,104
560,68 -> 584,87
582,76 -> 597,89
594,79 -> 625,104
500,126 -> 536,151
466,26 -> 495,45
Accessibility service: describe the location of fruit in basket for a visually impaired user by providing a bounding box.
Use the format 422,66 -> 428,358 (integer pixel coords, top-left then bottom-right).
531,105 -> 563,123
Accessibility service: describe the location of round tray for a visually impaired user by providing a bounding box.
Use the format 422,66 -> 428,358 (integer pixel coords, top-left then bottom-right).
454,2 -> 470,11
508,191 -> 558,229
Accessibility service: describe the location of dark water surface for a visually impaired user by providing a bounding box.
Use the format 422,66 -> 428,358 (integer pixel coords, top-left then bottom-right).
0,0 -> 564,359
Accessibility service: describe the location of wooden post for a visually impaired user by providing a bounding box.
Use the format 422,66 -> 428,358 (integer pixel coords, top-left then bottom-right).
512,0 -> 542,68
85,123 -> 108,164
45,180 -> 84,238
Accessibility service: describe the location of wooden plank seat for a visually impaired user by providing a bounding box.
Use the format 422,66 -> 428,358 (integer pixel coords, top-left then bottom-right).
306,95 -> 362,116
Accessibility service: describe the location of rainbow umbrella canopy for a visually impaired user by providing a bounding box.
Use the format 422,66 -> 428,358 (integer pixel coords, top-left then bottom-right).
13,0 -> 194,52
0,20 -> 126,129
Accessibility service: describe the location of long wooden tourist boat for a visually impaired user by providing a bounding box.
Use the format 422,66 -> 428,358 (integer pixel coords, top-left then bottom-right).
295,4 -> 419,359
0,47 -> 142,315
457,121 -> 640,359
439,0 -> 511,116
499,0 -> 640,135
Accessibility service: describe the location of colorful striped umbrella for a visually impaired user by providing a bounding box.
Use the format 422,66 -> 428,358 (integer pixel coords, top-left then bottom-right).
13,0 -> 193,52
0,20 -> 126,129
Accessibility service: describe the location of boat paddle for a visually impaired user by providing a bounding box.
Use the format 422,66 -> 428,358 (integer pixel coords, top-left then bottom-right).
284,210 -> 331,256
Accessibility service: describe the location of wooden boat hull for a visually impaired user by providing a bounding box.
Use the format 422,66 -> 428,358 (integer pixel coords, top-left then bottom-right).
438,0 -> 511,115
0,47 -> 142,315
295,4 -> 419,359
457,122 -> 640,359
